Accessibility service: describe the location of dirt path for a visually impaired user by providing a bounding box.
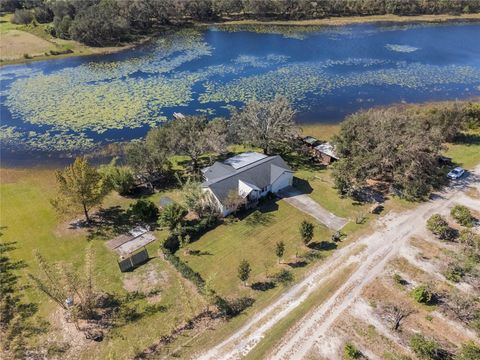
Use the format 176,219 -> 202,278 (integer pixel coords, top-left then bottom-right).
197,167 -> 480,360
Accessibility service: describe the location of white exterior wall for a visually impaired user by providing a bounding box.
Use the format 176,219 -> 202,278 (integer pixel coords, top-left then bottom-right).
271,172 -> 293,193
238,180 -> 255,198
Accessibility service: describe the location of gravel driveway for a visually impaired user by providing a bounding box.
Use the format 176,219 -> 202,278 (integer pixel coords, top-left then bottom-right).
279,187 -> 348,231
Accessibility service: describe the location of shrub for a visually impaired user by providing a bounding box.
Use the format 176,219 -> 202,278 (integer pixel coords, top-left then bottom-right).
411,285 -> 434,305
426,214 -> 454,240
272,269 -> 294,286
456,342 -> 480,360
409,334 -> 441,360
444,262 -> 464,283
128,199 -> 159,225
344,342 -> 361,359
451,205 -> 475,227
392,273 -> 403,285
101,162 -> 135,196
245,210 -> 272,226
213,296 -> 255,318
458,229 -> 480,248
12,9 -> 34,24
159,203 -> 187,230
163,250 -> 205,292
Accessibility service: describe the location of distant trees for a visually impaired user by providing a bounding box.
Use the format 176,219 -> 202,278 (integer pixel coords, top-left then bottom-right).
299,220 -> 314,246
69,0 -> 130,46
6,1 -> 480,46
231,96 -> 297,154
11,8 -> 34,24
237,259 -> 251,286
51,157 -> 108,223
125,131 -> 171,189
182,180 -> 219,218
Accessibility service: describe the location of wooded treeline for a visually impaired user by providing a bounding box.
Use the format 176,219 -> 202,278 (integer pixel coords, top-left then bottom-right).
3,0 -> 480,46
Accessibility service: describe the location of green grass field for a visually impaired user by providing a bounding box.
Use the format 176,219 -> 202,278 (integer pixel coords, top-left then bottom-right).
0,168 -> 206,359
178,199 -> 333,297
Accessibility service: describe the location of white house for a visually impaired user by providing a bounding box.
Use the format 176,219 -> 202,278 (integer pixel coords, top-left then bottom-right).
201,152 -> 293,216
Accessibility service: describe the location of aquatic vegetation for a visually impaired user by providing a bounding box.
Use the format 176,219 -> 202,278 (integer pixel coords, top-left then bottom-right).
0,126 -> 96,152
200,60 -> 480,106
2,23 -> 480,155
385,44 -> 419,53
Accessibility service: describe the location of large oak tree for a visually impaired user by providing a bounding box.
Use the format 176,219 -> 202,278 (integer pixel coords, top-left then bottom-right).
231,96 -> 298,154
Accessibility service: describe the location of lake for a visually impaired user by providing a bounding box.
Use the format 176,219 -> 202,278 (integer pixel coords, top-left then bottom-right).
1,21 -> 480,166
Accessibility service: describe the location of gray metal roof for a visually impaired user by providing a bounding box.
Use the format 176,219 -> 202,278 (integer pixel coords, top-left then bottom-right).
314,142 -> 339,159
303,136 -> 320,145
223,152 -> 268,169
201,153 -> 292,202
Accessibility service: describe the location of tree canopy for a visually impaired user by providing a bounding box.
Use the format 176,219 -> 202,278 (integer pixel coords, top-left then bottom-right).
5,1 -> 480,46
164,115 -> 228,172
231,96 -> 297,154
51,157 -> 108,223
332,103 -> 473,200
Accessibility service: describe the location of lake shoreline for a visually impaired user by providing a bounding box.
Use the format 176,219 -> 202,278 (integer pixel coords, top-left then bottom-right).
0,35 -> 151,67
204,13 -> 480,27
2,13 -> 480,67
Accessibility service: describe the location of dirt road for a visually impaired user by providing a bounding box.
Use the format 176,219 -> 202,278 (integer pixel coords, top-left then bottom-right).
197,166 -> 480,360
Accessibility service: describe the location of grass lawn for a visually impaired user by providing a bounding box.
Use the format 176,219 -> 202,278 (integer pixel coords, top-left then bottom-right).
179,199 -> 333,297
0,168 -> 205,359
444,129 -> 480,169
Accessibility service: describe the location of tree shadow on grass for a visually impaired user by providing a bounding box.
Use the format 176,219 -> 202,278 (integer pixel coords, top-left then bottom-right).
287,260 -> 308,268
308,241 -> 337,251
454,132 -> 480,145
282,151 -> 327,172
185,250 -> 212,256
251,281 -> 276,291
87,206 -> 132,240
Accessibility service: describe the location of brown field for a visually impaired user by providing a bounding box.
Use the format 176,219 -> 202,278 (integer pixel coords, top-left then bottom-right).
0,29 -> 55,60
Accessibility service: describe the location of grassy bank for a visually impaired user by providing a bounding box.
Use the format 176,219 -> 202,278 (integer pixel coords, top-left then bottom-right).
212,13 -> 480,27
0,13 -> 144,66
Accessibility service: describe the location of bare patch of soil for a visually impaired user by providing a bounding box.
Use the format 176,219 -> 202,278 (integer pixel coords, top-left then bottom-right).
122,261 -> 170,301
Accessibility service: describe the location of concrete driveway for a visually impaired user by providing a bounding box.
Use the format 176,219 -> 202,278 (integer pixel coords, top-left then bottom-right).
279,187 -> 348,231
